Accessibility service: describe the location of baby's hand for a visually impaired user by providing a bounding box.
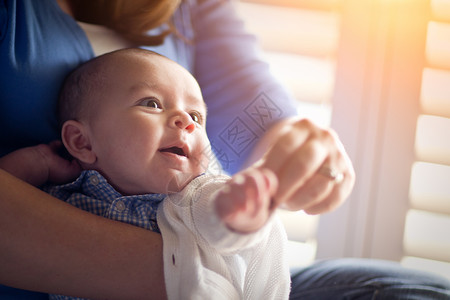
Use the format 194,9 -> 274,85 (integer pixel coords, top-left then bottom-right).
0,141 -> 81,186
215,168 -> 278,233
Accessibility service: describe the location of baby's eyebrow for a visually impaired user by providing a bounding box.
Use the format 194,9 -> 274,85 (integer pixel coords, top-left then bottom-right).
190,96 -> 208,116
129,81 -> 157,93
198,99 -> 208,115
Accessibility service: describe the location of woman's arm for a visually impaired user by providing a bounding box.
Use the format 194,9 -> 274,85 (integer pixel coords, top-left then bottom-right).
192,0 -> 298,175
190,0 -> 354,214
0,169 -> 166,300
192,0 -> 355,213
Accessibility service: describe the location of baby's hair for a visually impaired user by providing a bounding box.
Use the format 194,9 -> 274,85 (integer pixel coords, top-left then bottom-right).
58,48 -> 164,128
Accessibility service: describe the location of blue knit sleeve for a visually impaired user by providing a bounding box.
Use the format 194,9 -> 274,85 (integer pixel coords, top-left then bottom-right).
0,0 -> 94,156
0,1 -> 6,39
192,0 -> 298,174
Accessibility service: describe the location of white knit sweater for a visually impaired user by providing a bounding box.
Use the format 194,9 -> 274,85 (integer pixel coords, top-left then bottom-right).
157,174 -> 290,300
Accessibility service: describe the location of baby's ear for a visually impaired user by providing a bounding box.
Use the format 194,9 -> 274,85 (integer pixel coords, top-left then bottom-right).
61,120 -> 96,164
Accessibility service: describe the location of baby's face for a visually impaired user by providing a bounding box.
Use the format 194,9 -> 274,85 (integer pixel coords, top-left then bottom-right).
85,53 -> 210,195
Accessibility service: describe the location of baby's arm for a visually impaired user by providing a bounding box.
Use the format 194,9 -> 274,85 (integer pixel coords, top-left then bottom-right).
0,141 -> 81,187
215,168 -> 278,233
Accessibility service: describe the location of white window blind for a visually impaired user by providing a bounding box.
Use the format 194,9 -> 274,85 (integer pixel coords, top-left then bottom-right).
402,0 -> 450,280
235,0 -> 342,268
235,0 -> 342,127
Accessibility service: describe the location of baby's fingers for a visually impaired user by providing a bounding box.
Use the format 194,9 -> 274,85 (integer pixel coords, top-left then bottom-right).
216,168 -> 278,233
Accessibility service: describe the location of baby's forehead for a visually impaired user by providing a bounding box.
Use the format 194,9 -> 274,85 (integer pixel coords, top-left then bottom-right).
101,51 -> 206,108
109,51 -> 194,84
116,50 -> 176,68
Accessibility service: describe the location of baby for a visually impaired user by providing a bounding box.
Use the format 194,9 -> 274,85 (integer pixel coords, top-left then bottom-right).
0,48 -> 290,299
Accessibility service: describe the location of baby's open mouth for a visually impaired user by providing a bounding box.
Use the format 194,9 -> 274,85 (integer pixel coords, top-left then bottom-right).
160,147 -> 187,157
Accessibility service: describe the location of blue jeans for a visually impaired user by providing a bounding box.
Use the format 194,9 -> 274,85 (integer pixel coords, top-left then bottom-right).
1,258 -> 450,299
290,258 -> 450,299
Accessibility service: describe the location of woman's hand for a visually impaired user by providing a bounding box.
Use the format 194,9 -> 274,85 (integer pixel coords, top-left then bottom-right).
251,117 -> 355,215
0,141 -> 81,186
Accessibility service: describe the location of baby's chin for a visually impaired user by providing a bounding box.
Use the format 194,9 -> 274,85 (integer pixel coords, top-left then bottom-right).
165,172 -> 201,194
119,169 -> 206,195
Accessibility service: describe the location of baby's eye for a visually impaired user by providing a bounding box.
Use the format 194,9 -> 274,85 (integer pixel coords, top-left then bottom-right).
189,111 -> 203,124
140,98 -> 161,109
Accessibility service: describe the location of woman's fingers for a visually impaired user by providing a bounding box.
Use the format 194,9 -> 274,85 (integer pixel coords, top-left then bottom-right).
303,164 -> 355,214
280,170 -> 335,211
260,119 -> 312,174
259,118 -> 355,214
37,142 -> 82,184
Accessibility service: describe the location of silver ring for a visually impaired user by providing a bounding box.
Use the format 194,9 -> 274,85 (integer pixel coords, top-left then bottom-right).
319,166 -> 344,184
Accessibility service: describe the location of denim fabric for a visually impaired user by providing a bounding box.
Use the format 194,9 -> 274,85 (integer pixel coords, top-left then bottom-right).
0,286 -> 47,300
290,258 -> 450,299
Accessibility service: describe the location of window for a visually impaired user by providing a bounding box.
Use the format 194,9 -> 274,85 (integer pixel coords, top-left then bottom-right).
316,0 -> 450,281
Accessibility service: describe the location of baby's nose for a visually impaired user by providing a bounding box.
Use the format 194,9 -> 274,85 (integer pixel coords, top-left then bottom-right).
170,111 -> 195,133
